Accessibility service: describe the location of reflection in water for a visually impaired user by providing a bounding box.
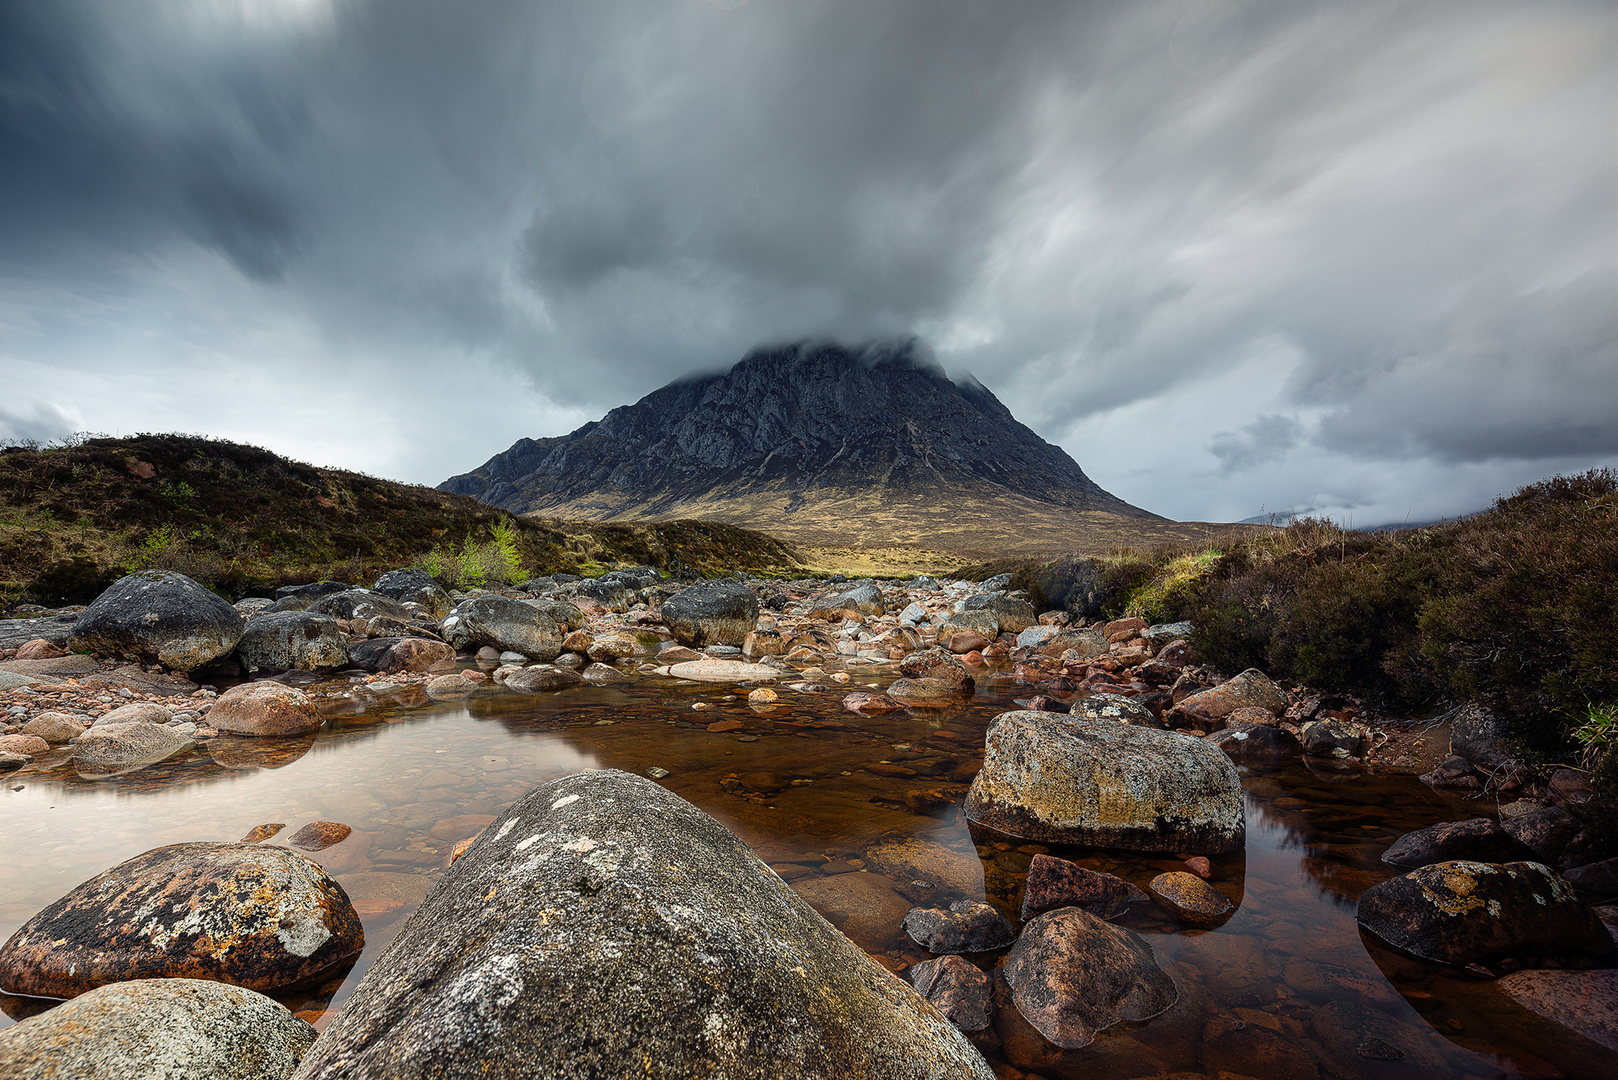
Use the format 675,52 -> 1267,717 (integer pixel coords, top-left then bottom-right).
0,672 -> 1594,1076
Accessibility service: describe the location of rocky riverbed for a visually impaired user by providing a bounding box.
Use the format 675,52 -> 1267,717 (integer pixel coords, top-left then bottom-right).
1,568 -> 1615,1078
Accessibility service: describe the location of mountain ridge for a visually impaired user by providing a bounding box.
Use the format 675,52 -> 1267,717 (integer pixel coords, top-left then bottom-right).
441,340 -> 1178,554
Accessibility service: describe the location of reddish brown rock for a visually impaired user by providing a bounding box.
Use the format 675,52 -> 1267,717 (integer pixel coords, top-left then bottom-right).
909,954 -> 995,1038
706,719 -> 748,733
20,711 -> 85,743
945,631 -> 990,654
240,823 -> 286,843
1147,871 -> 1233,928
0,842 -> 363,998
0,734 -> 49,758
504,664 -> 585,692
867,762 -> 918,778
288,821 -> 354,852
208,681 -> 323,737
843,692 -> 904,714
13,639 -> 66,661
1020,854 -> 1147,921
349,636 -> 454,674
897,647 -> 974,693
1001,906 -> 1177,1049
1175,668 -> 1287,726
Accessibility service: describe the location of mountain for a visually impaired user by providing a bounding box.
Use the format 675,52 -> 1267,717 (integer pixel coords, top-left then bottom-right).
441,340 -> 1224,556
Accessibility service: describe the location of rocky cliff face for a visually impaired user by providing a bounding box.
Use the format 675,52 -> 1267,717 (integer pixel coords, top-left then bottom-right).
440,340 -> 1159,549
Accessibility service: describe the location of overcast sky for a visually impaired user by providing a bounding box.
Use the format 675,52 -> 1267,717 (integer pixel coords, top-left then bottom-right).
1,0 -> 1612,525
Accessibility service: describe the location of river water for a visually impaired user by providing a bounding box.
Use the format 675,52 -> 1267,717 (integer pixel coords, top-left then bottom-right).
0,662 -> 1608,1078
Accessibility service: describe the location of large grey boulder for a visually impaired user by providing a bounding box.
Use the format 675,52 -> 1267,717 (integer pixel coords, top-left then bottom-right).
0,843 -> 363,999
574,575 -> 635,612
235,611 -> 349,673
439,595 -> 562,660
307,589 -> 412,623
70,722 -> 194,774
964,711 -> 1245,854
0,977 -> 316,1080
69,571 -> 243,672
372,569 -> 452,619
1357,860 -> 1614,967
292,769 -> 992,1080
809,583 -> 886,618
661,579 -> 760,647
962,593 -> 1037,634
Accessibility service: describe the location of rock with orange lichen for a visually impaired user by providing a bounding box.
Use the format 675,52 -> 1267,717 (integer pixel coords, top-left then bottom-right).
0,842 -> 363,999
1356,860 -> 1614,966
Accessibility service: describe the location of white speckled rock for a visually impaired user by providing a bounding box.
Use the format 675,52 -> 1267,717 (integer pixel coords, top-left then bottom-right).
664,657 -> 780,683
964,711 -> 1245,854
0,977 -> 316,1080
293,769 -> 993,1080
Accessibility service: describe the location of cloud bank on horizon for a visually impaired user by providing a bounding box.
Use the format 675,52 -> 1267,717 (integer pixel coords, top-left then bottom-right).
0,0 -> 1612,525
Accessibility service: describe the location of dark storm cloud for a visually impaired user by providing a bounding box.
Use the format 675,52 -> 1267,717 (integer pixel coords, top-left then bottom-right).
0,0 -> 1612,520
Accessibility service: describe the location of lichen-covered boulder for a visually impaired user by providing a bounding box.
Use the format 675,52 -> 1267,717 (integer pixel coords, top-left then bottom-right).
808,583 -> 887,619
909,955 -> 995,1043
207,682 -> 323,738
964,711 -> 1245,854
1001,907 -> 1177,1049
440,595 -> 562,660
371,569 -> 452,619
1357,860 -> 1614,966
962,593 -> 1037,634
660,579 -> 760,647
291,770 -> 992,1080
903,901 -> 1016,955
890,647 -> 975,706
0,843 -> 363,998
1146,871 -> 1232,928
69,571 -> 243,672
1069,693 -> 1157,726
1381,818 -> 1540,870
235,611 -> 349,673
0,977 -> 317,1080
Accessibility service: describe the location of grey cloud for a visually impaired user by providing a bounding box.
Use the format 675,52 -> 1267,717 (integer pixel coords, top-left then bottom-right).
0,403 -> 81,447
0,0 -> 1611,521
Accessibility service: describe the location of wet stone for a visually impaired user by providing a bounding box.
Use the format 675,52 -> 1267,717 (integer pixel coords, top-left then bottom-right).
1381,817 -> 1539,870
0,842 -> 363,998
1020,854 -> 1147,921
1147,871 -> 1233,928
909,954 -> 995,1037
288,821 -> 353,852
903,900 -> 1016,954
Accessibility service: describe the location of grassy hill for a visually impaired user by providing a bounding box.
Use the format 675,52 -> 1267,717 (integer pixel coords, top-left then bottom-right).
0,434 -> 804,605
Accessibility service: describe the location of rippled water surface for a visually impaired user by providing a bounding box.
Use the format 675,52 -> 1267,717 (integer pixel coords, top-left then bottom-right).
1,666 -> 1608,1078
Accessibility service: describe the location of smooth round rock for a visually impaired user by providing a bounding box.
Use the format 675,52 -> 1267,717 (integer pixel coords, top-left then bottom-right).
1357,860 -> 1615,966
348,637 -> 455,674
0,842 -> 363,998
665,657 -> 780,683
69,723 -> 194,773
236,610 -> 349,673
307,589 -> 412,623
1002,906 -> 1177,1049
1382,818 -> 1539,870
208,682 -> 323,737
1147,871 -> 1233,928
292,769 -> 991,1080
69,570 -> 243,672
0,977 -> 317,1080
503,664 -> 585,692
424,674 -> 479,699
964,711 -> 1245,854
19,712 -> 86,744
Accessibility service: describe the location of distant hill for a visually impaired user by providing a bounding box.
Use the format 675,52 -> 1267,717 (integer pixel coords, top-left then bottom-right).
442,340 -> 1232,557
0,434 -> 802,604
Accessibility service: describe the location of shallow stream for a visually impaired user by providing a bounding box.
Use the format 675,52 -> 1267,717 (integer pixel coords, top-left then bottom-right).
1,662 -> 1608,1078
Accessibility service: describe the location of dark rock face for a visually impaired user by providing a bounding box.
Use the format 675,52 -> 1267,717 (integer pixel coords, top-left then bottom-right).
236,611 -> 350,673
1356,860 -> 1614,966
1502,806 -> 1579,866
1069,693 -> 1156,726
1382,818 -> 1540,870
1020,855 -> 1147,921
292,769 -> 992,1080
0,977 -> 317,1080
372,569 -> 452,619
440,596 -> 563,660
660,579 -> 760,647
438,341 -> 1149,523
307,589 -> 412,623
0,843 -> 363,999
1300,716 -> 1372,758
275,580 -> 349,604
1449,702 -> 1523,768
1207,721 -> 1300,760
573,576 -> 635,612
1001,907 -> 1177,1050
903,901 -> 1016,954
964,711 -> 1245,854
69,570 -> 243,672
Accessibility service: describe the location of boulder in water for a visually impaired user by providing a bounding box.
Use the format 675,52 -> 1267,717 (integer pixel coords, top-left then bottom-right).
661,580 -> 760,647
0,977 -> 317,1080
208,682 -> 323,737
69,570 -> 243,672
291,770 -> 991,1079
236,611 -> 349,673
964,711 -> 1245,854
1381,818 -> 1540,870
0,842 -> 363,998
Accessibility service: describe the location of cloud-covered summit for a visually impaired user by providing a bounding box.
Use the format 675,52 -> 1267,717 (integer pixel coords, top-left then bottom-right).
0,0 -> 1612,524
